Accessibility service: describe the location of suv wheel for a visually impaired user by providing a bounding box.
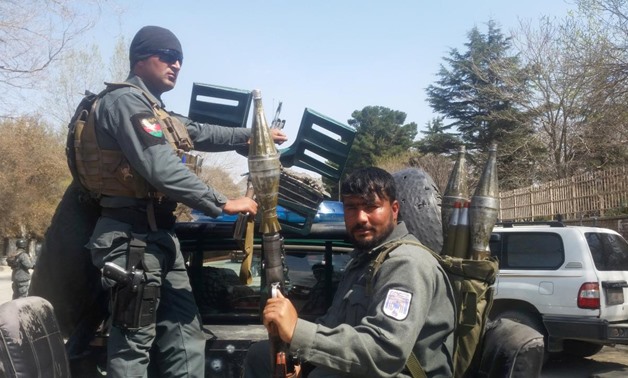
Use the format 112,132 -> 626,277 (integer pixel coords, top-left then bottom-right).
496,310 -> 549,362
393,168 -> 443,253
562,340 -> 603,358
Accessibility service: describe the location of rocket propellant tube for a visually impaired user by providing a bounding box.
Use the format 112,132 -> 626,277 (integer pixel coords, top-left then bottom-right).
453,200 -> 470,259
468,143 -> 499,260
441,201 -> 460,256
263,233 -> 284,289
248,89 -> 282,235
442,146 -> 468,249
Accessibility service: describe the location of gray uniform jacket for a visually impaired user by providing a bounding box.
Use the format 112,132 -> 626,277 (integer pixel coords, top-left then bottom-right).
290,222 -> 455,377
84,75 -> 247,377
93,75 -> 251,216
11,250 -> 34,283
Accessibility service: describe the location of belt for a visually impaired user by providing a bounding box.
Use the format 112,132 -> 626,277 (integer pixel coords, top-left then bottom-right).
101,205 -> 176,232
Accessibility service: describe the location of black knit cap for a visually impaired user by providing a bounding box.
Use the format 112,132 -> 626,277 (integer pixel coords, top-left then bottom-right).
129,25 -> 182,68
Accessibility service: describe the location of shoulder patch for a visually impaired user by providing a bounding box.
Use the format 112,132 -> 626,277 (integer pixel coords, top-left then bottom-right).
131,112 -> 166,148
383,289 -> 412,320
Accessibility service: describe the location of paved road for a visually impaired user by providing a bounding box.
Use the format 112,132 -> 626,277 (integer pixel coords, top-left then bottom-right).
0,266 -> 13,304
542,346 -> 628,377
1,264 -> 627,376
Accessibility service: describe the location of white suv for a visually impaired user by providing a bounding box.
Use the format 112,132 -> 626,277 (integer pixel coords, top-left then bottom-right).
489,221 -> 628,358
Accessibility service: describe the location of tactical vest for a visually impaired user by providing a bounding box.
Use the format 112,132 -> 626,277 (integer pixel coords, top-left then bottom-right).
70,82 -> 201,199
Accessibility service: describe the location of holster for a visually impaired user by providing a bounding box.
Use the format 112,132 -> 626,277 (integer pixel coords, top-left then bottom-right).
111,237 -> 160,330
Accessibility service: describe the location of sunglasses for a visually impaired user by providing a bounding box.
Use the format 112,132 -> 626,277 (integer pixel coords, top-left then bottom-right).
150,49 -> 183,65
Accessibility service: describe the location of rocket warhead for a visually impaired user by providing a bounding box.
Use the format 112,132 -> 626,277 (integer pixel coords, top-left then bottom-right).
248,89 -> 282,235
468,196 -> 499,259
442,145 -> 468,244
468,143 -> 499,260
472,143 -> 499,199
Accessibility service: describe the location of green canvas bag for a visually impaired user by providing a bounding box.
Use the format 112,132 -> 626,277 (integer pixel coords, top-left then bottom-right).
367,239 -> 499,378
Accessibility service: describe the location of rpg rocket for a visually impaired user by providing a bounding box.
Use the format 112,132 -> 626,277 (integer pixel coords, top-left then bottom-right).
468,143 -> 499,260
442,146 -> 468,248
248,90 -> 292,376
248,89 -> 282,235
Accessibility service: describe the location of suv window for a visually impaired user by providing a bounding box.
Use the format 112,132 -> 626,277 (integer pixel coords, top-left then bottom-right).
586,232 -> 628,271
490,232 -> 564,269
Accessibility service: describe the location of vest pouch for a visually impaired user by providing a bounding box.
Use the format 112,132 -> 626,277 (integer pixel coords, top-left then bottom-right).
71,83 -> 194,199
178,151 -> 204,175
73,109 -> 100,189
160,112 -> 193,151
99,152 -> 146,198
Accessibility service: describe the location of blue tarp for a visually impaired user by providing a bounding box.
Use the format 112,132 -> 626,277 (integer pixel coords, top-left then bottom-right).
191,200 -> 345,224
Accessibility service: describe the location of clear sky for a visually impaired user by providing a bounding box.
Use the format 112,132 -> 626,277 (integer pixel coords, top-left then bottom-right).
86,1 -> 576,176
91,1 -> 575,133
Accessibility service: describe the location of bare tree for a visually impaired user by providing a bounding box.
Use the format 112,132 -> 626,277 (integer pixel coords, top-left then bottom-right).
572,0 -> 628,169
200,166 -> 244,199
0,0 -> 109,117
511,8 -> 628,181
40,32 -> 131,129
109,35 -> 131,83
174,165 -> 243,221
409,153 -> 459,194
42,45 -> 106,127
376,150 -> 453,193
512,17 -> 593,179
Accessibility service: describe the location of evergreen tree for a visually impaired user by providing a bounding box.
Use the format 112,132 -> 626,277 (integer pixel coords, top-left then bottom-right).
325,106 -> 417,198
425,20 -> 536,189
415,116 -> 461,154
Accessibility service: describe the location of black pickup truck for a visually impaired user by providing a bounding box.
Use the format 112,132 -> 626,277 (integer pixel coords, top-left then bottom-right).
179,203 -> 352,377
4,82 -> 454,378
16,82 -> 359,377
15,196 -> 352,378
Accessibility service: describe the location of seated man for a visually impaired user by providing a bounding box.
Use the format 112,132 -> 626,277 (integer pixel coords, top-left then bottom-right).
244,167 -> 456,377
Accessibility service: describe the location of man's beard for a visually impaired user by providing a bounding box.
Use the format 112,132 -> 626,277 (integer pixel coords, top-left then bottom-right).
348,222 -> 395,251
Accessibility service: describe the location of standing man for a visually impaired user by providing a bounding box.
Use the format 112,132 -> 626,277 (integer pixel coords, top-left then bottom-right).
244,167 -> 456,377
77,26 -> 287,377
7,239 -> 34,299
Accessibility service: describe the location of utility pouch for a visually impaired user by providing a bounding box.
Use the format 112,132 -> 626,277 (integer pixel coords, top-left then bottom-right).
178,150 -> 204,175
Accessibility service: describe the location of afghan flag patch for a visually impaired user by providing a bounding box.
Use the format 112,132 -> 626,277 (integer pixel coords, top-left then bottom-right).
131,112 -> 166,148
141,117 -> 163,137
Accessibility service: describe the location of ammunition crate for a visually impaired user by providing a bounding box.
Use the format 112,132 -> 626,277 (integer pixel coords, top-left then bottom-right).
278,170 -> 325,234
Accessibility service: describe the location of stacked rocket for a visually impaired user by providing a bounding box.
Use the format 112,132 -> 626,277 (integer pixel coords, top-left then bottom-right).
442,143 -> 499,260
